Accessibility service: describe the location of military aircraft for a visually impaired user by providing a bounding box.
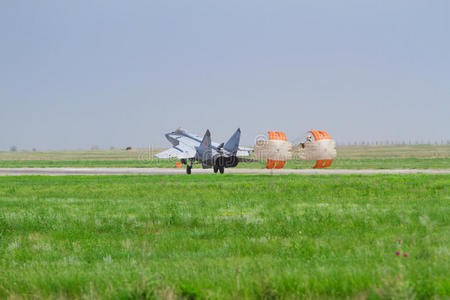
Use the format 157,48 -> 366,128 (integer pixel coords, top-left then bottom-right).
155,128 -> 252,174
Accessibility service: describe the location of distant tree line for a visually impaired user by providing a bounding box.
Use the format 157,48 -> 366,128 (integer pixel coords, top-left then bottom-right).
5,140 -> 450,152
335,140 -> 450,146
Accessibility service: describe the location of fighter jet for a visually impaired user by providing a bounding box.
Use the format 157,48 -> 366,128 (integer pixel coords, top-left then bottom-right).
155,128 -> 252,174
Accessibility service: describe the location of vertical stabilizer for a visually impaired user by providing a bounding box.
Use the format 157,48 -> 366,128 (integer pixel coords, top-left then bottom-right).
224,128 -> 241,153
199,129 -> 211,149
196,129 -> 213,162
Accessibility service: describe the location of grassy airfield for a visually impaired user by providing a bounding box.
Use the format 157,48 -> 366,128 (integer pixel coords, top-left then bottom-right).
1,174 -> 449,299
0,144 -> 449,169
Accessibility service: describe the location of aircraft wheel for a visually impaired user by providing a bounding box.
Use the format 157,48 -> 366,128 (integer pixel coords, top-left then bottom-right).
219,166 -> 225,174
213,165 -> 219,173
186,166 -> 192,175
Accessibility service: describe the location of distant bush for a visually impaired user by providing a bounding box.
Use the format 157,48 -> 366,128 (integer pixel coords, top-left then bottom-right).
9,146 -> 17,152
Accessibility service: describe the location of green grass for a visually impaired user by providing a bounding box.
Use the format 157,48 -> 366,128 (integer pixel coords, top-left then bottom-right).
0,157 -> 448,169
0,175 -> 449,299
0,144 -> 449,169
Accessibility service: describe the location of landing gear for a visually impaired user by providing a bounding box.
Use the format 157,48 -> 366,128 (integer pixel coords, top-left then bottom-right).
186,160 -> 194,175
213,165 -> 224,174
214,157 -> 225,174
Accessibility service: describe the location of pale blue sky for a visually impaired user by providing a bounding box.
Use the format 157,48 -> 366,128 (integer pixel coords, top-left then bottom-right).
1,0 -> 449,150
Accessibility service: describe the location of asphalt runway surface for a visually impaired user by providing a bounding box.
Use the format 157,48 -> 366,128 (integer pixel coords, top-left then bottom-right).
0,168 -> 449,176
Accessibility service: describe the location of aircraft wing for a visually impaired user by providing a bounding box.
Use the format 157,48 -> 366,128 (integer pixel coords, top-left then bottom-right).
236,146 -> 253,157
155,146 -> 196,159
239,146 -> 253,152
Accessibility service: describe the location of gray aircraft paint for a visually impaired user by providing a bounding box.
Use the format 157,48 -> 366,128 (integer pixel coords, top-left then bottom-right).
156,128 -> 251,173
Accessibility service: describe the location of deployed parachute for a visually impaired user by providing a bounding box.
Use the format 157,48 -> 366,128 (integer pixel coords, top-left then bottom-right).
253,131 -> 292,169
254,130 -> 336,169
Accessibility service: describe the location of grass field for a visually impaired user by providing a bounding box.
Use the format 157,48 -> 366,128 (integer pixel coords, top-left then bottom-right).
0,145 -> 449,169
1,175 -> 449,298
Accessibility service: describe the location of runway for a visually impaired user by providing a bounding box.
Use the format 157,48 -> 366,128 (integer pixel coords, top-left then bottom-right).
0,168 -> 449,176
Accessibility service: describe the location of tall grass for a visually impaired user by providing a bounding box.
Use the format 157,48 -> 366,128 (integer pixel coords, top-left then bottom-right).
0,175 -> 448,298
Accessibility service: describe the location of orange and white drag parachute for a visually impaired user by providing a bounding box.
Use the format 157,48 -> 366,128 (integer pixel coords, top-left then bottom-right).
254,130 -> 337,169
253,131 -> 292,169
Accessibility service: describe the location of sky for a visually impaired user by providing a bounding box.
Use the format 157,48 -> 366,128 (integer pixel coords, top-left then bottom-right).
1,0 -> 449,150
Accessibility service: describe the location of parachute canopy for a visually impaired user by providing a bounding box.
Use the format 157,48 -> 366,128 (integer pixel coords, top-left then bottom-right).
254,130 -> 336,169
